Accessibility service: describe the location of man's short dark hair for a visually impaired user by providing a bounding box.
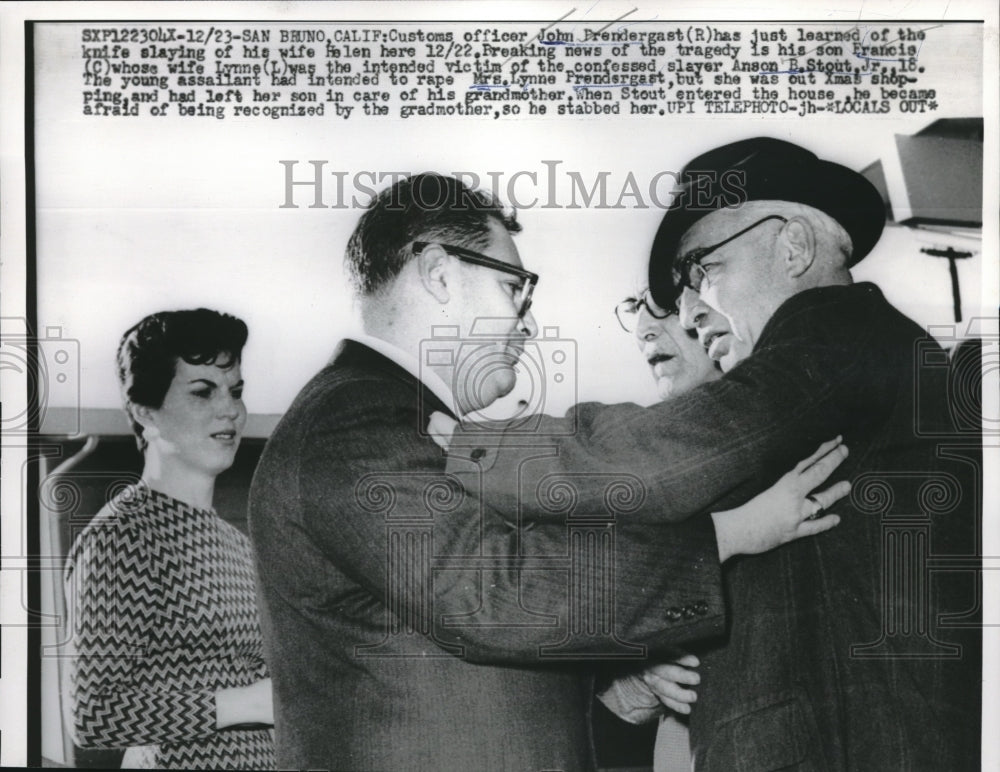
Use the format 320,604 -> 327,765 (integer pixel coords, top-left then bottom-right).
345,172 -> 521,297
116,308 -> 248,451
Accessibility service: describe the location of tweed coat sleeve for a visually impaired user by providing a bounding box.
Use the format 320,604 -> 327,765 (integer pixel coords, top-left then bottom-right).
293,371 -> 728,661
446,285 -> 895,524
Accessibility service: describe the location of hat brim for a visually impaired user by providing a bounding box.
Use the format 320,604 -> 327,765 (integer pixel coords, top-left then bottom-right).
649,144 -> 885,308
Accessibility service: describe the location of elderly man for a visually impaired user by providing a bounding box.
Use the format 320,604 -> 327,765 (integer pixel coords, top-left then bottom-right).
445,138 -> 980,770
249,172 -> 847,771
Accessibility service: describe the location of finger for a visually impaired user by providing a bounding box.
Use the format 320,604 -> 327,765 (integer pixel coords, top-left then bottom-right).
673,653 -> 700,668
798,443 -> 849,490
643,674 -> 699,705
427,412 -> 458,450
793,437 -> 843,473
644,664 -> 700,687
662,697 -> 694,714
795,513 -> 841,539
642,678 -> 698,703
429,411 -> 458,435
646,680 -> 699,705
808,480 -> 851,512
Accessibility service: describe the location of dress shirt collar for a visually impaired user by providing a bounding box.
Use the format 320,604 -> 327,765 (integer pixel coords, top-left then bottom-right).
343,331 -> 460,417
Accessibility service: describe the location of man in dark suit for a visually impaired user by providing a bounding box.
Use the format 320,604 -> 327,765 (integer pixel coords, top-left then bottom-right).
444,139 -> 981,770
248,172 -> 846,771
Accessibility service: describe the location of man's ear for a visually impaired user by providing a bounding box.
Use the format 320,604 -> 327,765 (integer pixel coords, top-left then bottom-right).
416,243 -> 451,304
779,217 -> 816,278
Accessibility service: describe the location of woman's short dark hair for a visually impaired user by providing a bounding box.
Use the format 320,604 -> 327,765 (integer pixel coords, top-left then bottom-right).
345,172 -> 521,297
116,308 -> 248,450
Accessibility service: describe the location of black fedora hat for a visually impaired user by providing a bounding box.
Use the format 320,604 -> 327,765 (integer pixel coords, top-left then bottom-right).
648,137 -> 886,307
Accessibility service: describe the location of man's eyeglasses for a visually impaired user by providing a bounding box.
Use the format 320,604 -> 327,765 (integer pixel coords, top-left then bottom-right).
412,241 -> 538,319
615,288 -> 677,334
674,215 -> 788,292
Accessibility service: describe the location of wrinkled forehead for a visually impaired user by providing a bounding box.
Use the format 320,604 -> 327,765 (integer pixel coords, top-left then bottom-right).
625,276 -> 649,299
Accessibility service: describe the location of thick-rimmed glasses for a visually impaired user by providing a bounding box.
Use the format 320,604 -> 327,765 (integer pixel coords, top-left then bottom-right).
615,288 -> 677,334
674,215 -> 788,292
412,241 -> 538,319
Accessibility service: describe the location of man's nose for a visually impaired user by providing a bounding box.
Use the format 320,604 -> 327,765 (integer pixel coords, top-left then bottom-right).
518,308 -> 538,339
634,306 -> 661,342
678,287 -> 707,330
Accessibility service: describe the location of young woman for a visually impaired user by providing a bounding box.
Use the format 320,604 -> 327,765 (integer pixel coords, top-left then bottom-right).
64,308 -> 274,769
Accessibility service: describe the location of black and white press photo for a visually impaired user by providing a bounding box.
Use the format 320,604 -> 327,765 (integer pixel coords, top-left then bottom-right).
0,1 -> 996,770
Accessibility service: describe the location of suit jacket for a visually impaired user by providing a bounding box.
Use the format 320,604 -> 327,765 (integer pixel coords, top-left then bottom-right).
248,339 -> 729,772
447,283 -> 981,771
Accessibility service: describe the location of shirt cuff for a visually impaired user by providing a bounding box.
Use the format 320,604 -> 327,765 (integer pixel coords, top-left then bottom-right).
597,674 -> 666,725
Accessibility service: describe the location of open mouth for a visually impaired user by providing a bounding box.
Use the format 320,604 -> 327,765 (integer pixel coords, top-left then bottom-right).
702,331 -> 726,352
702,330 -> 732,361
211,431 -> 237,441
647,353 -> 675,366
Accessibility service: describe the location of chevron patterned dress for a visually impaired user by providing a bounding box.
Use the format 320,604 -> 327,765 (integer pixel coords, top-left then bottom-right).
64,484 -> 275,769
